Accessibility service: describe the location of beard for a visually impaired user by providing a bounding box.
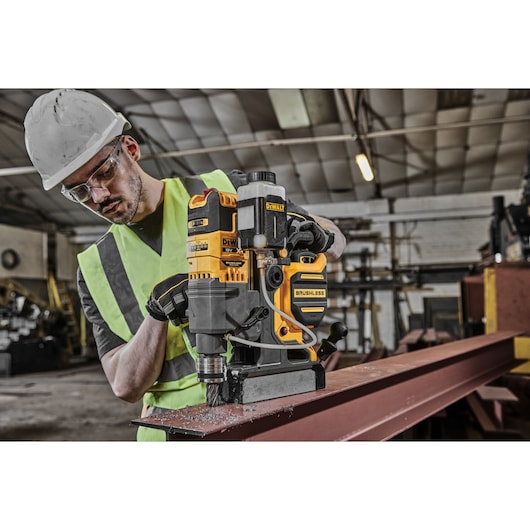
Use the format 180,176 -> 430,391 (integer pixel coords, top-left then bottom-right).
97,171 -> 143,225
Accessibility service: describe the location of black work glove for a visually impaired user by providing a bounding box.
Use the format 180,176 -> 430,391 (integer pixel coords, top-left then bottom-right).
146,273 -> 189,325
298,220 -> 335,254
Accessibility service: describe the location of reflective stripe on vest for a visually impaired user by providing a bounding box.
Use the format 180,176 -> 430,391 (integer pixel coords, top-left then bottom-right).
78,170 -> 235,410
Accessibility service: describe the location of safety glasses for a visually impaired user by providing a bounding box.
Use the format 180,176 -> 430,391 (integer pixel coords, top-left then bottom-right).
61,139 -> 122,203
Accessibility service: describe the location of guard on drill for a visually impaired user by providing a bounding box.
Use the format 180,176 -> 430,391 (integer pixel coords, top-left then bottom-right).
23,89 -> 346,441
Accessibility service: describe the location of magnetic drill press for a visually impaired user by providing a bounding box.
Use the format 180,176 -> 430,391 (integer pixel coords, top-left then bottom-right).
186,170 -> 347,407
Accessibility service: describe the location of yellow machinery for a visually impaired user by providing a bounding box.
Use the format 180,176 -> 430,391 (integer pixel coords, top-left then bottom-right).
186,171 -> 347,406
483,263 -> 530,374
47,272 -> 81,361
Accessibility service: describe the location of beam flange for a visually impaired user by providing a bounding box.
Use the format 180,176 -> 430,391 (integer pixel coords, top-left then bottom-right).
132,331 -> 521,441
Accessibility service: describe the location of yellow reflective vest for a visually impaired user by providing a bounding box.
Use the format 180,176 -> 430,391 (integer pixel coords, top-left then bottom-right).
77,171 -> 235,441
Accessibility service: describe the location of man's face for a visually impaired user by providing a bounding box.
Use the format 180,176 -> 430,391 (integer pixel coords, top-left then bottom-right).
61,138 -> 143,224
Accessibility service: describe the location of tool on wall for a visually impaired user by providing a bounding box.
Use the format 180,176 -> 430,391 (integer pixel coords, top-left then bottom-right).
185,171 -> 347,406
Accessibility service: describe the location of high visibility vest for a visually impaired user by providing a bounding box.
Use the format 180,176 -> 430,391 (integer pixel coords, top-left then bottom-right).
77,170 -> 235,441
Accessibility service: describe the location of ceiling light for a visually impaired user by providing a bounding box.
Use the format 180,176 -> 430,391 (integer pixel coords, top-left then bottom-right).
355,153 -> 375,182
268,89 -> 310,129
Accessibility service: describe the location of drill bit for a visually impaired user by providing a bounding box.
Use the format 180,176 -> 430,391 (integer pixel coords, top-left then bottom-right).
206,383 -> 221,407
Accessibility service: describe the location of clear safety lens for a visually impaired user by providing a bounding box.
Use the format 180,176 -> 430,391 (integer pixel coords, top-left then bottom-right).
61,141 -> 120,203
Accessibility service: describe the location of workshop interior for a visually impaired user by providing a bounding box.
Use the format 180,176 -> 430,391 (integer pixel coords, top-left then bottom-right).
1,88 -> 530,441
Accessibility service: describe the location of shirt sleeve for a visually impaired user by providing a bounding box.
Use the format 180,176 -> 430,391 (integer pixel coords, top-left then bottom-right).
77,268 -> 125,358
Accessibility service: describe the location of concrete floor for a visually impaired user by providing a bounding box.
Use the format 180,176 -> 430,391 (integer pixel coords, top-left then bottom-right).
0,360 -> 141,441
1,355 -> 529,442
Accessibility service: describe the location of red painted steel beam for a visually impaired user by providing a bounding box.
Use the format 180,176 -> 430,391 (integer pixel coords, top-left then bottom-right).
131,331 -> 521,441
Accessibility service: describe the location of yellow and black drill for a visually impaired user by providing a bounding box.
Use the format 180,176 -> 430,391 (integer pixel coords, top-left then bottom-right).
187,171 -> 347,406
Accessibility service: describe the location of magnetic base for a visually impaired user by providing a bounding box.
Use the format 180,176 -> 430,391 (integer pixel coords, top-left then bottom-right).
226,364 -> 325,404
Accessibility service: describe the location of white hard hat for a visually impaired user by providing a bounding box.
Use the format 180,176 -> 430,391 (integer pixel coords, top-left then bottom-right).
24,89 -> 131,191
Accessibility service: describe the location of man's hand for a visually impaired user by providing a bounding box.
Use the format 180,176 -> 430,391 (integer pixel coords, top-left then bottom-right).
146,274 -> 189,325
297,220 -> 335,254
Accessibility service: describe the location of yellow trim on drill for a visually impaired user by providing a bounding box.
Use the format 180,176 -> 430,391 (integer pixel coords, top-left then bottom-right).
187,189 -> 249,283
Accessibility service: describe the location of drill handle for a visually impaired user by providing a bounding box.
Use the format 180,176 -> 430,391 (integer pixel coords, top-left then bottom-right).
286,230 -> 314,254
316,322 -> 348,361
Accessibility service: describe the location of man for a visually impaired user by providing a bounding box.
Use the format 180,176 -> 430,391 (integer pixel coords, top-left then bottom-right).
24,89 -> 346,441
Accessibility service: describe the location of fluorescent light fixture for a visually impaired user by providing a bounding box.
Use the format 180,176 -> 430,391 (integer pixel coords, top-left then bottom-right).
268,89 -> 311,129
355,153 -> 375,182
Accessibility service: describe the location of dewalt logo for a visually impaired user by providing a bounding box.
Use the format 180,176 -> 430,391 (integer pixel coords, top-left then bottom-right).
294,289 -> 327,298
222,238 -> 237,246
265,202 -> 285,212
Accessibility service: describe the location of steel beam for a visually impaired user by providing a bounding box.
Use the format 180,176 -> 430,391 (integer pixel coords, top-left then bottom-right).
131,331 -> 521,441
